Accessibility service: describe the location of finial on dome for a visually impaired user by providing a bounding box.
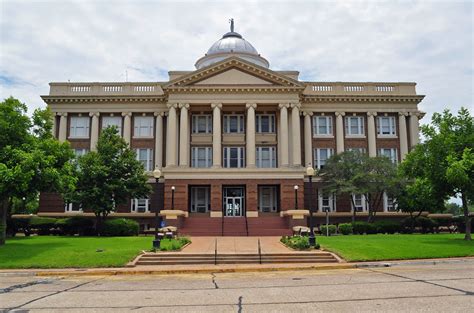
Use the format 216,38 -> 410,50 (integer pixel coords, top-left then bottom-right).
229,18 -> 234,32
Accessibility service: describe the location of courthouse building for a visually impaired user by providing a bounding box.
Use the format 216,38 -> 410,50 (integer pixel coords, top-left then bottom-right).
39,23 -> 425,235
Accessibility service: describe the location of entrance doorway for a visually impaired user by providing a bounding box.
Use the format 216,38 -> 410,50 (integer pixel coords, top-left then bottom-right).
223,187 -> 245,217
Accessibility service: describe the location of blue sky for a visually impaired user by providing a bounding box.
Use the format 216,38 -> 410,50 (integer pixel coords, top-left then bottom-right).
0,0 -> 472,125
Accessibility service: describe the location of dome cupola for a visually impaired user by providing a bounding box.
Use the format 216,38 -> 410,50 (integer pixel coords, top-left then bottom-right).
195,19 -> 270,69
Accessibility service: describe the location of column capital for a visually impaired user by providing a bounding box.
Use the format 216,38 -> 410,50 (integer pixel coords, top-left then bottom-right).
290,102 -> 301,109
121,112 -> 132,117
302,110 -> 313,117
410,111 -> 425,119
167,102 -> 179,109
246,102 -> 257,110
154,111 -> 166,117
278,103 -> 290,109
398,111 -> 409,117
335,111 -> 346,117
57,112 -> 68,117
367,111 -> 378,117
211,102 -> 222,109
89,112 -> 100,117
179,103 -> 190,109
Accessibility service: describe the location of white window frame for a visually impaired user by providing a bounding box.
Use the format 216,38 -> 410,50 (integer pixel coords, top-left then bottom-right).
191,147 -> 213,168
313,148 -> 333,169
65,202 -> 82,213
256,146 -> 276,168
383,192 -> 398,212
351,194 -> 368,212
313,115 -> 333,137
223,114 -> 245,133
135,148 -> 153,171
318,190 -> 336,212
102,116 -> 123,135
133,116 -> 154,138
377,116 -> 396,137
258,186 -> 278,213
223,146 -> 245,168
378,148 -> 398,164
74,148 -> 89,157
131,198 -> 150,213
69,116 -> 90,138
256,114 -> 275,133
192,114 -> 212,134
190,186 -> 211,213
345,116 -> 365,137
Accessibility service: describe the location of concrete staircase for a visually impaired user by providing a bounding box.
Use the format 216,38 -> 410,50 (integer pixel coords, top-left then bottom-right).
223,217 -> 247,236
179,217 -> 222,236
136,252 -> 339,266
247,216 -> 292,236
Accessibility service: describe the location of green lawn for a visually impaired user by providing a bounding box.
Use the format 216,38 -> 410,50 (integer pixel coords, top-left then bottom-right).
0,236 -> 186,269
318,234 -> 474,262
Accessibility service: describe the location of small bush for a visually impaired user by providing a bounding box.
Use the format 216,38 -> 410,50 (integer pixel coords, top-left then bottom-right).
454,216 -> 474,233
56,217 -> 94,236
159,237 -> 191,251
102,218 -> 139,236
338,223 -> 353,235
374,221 -> 401,234
6,217 -> 31,237
280,236 -> 311,250
320,224 -> 337,236
418,217 -> 438,233
30,217 -> 57,235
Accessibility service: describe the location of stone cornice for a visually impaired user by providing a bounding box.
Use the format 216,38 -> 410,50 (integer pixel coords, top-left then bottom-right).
41,95 -> 167,104
165,86 -> 303,94
301,95 -> 425,104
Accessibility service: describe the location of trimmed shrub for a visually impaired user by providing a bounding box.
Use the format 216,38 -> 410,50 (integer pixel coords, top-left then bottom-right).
102,218 -> 139,236
320,224 -> 337,236
374,221 -> 401,234
6,217 -> 31,237
453,216 -> 474,233
352,222 -> 378,235
280,235 -> 311,250
418,217 -> 438,233
30,217 -> 57,235
56,217 -> 94,236
338,223 -> 353,235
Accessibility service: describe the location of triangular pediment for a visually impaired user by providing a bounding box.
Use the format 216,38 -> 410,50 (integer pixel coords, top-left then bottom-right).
164,57 -> 304,89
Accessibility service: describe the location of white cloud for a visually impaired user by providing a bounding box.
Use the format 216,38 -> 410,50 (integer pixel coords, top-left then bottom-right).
0,0 -> 472,124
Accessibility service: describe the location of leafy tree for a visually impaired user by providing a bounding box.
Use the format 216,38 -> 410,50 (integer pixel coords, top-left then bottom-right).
444,202 -> 462,216
402,108 -> 473,240
0,97 -> 76,245
319,151 -> 398,223
67,126 -> 151,235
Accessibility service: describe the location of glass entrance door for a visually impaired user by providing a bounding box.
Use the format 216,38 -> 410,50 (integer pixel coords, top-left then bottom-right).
223,187 -> 245,217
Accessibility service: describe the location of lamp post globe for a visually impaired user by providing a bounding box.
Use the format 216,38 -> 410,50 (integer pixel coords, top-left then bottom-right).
294,185 -> 299,210
152,168 -> 161,180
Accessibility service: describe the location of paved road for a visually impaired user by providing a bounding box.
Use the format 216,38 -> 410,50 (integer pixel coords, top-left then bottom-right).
1,261 -> 473,312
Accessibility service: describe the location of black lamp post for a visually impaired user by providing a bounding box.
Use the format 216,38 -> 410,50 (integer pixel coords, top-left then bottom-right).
306,166 -> 316,247
294,185 -> 299,210
152,168 -> 163,250
171,186 -> 176,209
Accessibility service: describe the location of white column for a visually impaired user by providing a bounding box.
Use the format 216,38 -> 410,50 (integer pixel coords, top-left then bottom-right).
303,111 -> 313,168
122,112 -> 132,144
211,102 -> 222,168
166,103 -> 178,167
89,112 -> 100,151
291,102 -> 302,167
246,103 -> 257,168
154,112 -> 164,169
367,112 -> 377,157
179,103 -> 189,167
278,103 -> 289,167
58,113 -> 68,142
409,112 -> 421,148
51,113 -> 57,137
335,111 -> 345,154
398,112 -> 409,160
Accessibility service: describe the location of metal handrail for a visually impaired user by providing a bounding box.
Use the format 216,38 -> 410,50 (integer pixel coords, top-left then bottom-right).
214,238 -> 218,265
258,238 -> 262,264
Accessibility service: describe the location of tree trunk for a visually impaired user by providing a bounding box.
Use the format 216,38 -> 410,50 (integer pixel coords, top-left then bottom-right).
462,192 -> 472,241
0,199 -> 9,246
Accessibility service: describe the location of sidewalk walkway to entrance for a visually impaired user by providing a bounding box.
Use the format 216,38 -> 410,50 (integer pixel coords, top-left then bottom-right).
181,236 -> 293,255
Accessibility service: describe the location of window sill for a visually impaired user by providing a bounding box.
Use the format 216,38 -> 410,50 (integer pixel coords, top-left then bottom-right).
132,136 -> 154,139
345,135 -> 366,139
377,135 -> 398,139
313,135 -> 334,139
68,136 -> 90,140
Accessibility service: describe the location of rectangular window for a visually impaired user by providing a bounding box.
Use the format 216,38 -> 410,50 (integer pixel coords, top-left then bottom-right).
65,202 -> 82,212
313,115 -> 333,136
191,147 -> 213,168
190,186 -> 211,213
131,198 -> 149,213
351,194 -> 368,212
258,186 -> 278,212
346,147 -> 366,154
313,148 -> 333,169
135,148 -> 153,171
192,114 -> 212,134
223,147 -> 245,168
384,192 -> 398,212
74,148 -> 89,157
377,116 -> 396,136
223,114 -> 244,133
318,190 -> 335,212
69,116 -> 90,138
102,116 -> 122,134
345,116 -> 365,136
378,148 -> 398,164
256,114 -> 275,133
134,116 -> 154,137
256,146 -> 276,168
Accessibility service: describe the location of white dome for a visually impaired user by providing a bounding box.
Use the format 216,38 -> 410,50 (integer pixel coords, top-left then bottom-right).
195,22 -> 269,69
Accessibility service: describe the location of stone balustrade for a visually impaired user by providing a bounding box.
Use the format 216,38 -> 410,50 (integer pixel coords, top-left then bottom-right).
303,82 -> 418,96
49,83 -> 165,96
